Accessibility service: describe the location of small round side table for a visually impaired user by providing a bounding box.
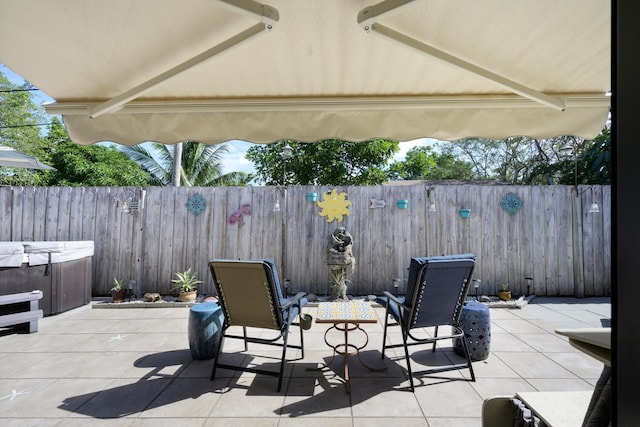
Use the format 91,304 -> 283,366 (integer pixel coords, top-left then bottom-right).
454,300 -> 491,361
188,302 -> 225,360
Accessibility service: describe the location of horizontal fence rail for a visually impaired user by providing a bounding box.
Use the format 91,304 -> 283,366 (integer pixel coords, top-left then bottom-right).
0,184 -> 611,298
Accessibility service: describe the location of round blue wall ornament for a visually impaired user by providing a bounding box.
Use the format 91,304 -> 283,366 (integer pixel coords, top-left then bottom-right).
500,192 -> 523,214
186,194 -> 207,216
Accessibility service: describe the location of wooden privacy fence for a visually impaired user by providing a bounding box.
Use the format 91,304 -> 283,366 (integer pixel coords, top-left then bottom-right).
0,183 -> 610,298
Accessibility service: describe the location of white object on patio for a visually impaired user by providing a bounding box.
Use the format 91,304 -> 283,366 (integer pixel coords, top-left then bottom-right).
0,241 -> 95,267
22,241 -> 95,266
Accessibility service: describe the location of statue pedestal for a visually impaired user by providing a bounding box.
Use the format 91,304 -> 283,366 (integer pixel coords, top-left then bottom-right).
328,263 -> 350,301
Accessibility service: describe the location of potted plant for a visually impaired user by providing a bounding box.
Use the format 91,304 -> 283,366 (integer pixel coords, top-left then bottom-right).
497,283 -> 511,301
111,278 -> 127,303
171,268 -> 203,302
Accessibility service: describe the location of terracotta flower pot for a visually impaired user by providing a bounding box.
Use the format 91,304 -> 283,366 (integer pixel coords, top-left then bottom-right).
179,290 -> 197,302
497,290 -> 511,301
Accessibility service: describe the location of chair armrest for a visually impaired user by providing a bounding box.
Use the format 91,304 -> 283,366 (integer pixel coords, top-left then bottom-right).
281,291 -> 306,310
383,290 -> 406,307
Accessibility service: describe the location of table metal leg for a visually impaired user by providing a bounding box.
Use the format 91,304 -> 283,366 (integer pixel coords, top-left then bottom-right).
308,322 -> 386,393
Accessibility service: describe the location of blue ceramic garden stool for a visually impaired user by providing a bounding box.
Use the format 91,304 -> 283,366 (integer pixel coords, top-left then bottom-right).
188,302 -> 225,360
454,300 -> 491,361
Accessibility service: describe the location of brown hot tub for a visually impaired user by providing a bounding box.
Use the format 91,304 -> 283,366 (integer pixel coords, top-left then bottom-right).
0,241 -> 94,316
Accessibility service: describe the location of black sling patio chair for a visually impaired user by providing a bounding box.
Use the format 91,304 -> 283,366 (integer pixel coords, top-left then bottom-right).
208,259 -> 307,392
378,254 -> 477,391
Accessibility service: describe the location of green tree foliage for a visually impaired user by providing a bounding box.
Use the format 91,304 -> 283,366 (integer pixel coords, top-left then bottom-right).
120,141 -> 249,186
2,70 -> 152,186
47,119 -> 150,186
0,72 -> 53,185
440,136 -> 550,183
576,127 -> 611,184
245,139 -> 400,185
388,145 -> 473,181
441,130 -> 611,185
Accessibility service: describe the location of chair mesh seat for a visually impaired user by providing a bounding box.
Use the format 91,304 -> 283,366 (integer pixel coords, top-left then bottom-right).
209,259 -> 307,392
378,253 -> 477,391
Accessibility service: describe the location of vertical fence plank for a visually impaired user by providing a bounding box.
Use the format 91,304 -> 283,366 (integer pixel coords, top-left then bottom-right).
11,187 -> 24,240
531,187 -> 547,295
601,186 -> 612,296
556,187 -> 574,295
478,186 -> 494,294
32,187 -> 48,240
0,187 -> 13,239
68,187 -> 85,241
93,187 -> 113,294
20,187 -> 35,241
424,185 -> 439,260
543,187 -> 559,295
517,186 -> 534,296
44,187 -> 60,241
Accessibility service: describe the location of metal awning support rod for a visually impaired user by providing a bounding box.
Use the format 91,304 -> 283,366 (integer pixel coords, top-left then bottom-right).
357,0 -> 566,111
89,0 -> 280,119
368,24 -> 565,111
89,23 -> 268,118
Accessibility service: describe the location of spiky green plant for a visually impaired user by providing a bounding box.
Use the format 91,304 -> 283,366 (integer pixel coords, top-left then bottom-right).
170,268 -> 203,292
111,278 -> 124,292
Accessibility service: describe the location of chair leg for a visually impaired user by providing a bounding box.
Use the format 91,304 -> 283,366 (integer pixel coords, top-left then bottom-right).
432,325 -> 439,352
242,326 -> 248,351
459,328 -> 476,382
298,305 -> 305,359
381,306 -> 391,359
210,333 -> 226,381
277,324 -> 290,392
401,327 -> 415,392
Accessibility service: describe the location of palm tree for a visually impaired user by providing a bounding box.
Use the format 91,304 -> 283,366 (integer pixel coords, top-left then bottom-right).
120,141 -> 250,186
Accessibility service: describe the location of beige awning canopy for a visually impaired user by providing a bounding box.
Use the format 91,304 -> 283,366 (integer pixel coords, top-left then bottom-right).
0,0 -> 610,145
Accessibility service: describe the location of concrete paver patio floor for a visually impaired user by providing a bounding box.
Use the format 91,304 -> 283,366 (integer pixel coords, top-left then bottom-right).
0,297 -> 610,426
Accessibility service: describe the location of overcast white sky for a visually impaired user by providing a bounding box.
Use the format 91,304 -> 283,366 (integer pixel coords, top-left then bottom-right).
2,64 -> 434,175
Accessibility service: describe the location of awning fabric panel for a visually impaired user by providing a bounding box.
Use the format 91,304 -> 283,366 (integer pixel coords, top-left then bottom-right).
0,0 -> 610,144
60,101 -> 610,145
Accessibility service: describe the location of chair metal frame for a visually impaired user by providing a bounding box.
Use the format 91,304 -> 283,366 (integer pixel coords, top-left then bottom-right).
380,255 -> 477,391
209,259 -> 306,392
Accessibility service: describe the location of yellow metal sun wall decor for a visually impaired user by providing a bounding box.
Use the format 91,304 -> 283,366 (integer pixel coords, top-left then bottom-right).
317,188 -> 351,222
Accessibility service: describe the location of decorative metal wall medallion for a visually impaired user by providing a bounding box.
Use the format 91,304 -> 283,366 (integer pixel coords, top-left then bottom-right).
500,192 -> 523,214
186,194 -> 206,216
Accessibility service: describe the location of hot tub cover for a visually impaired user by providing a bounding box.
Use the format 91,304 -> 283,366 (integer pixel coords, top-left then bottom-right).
0,242 -> 26,267
0,241 -> 95,266
24,241 -> 95,266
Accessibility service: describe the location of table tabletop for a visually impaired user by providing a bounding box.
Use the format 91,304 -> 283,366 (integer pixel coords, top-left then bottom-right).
555,328 -> 611,366
515,391 -> 591,427
316,300 -> 377,324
